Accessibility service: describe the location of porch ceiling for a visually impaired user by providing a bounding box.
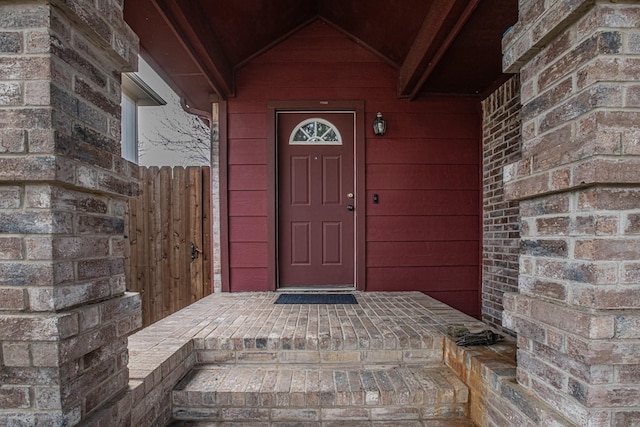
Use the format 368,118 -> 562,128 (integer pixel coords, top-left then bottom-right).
124,0 -> 517,110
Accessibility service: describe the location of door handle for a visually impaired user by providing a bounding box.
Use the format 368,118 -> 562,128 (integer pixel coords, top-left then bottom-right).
191,243 -> 202,260
347,205 -> 355,211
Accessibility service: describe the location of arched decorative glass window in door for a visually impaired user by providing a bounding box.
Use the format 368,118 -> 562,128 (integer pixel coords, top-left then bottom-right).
289,118 -> 342,145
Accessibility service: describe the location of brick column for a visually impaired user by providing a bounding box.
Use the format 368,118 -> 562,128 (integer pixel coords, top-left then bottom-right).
502,1 -> 640,425
0,1 -> 141,425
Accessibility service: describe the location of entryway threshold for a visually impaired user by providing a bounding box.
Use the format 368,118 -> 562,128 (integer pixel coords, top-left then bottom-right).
276,286 -> 356,292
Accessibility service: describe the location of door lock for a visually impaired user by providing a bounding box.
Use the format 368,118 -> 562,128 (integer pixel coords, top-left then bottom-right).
347,193 -> 354,199
347,205 -> 355,211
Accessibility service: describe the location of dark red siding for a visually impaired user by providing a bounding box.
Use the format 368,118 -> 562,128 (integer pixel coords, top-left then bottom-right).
225,20 -> 481,317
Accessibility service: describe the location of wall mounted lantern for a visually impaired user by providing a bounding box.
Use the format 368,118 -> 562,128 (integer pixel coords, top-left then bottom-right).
373,112 -> 386,136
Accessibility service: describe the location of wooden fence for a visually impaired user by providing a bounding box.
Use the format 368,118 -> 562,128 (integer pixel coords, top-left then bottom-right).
125,166 -> 212,327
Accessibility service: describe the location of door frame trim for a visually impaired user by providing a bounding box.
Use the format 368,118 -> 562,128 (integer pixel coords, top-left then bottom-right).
267,101 -> 366,291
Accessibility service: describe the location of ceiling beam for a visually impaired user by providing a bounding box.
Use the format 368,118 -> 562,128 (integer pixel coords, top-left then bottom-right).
153,0 -> 234,100
397,0 -> 479,100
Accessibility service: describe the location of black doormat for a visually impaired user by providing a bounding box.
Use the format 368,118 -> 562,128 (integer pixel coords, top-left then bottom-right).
275,293 -> 358,305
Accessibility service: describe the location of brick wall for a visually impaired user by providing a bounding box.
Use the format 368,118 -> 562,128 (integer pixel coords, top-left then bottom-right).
0,1 -> 141,425
444,338 -> 575,426
481,75 -> 521,332
502,1 -> 640,424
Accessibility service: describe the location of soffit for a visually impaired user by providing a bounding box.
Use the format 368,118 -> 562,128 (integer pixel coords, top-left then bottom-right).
124,0 -> 517,110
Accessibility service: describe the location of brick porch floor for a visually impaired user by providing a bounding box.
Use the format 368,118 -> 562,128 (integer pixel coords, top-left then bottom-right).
127,292 -> 502,426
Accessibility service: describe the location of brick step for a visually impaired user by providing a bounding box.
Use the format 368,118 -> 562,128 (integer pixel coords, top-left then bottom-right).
169,419 -> 476,426
196,330 -> 444,367
172,365 -> 469,424
191,293 -> 450,369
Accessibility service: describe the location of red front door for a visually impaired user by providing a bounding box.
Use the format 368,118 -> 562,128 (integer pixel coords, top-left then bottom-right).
277,112 -> 355,288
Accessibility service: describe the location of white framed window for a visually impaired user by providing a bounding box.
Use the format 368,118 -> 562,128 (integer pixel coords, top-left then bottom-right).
289,118 -> 342,145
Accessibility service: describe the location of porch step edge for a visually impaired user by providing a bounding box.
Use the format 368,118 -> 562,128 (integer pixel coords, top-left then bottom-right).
172,365 -> 469,423
196,348 -> 444,366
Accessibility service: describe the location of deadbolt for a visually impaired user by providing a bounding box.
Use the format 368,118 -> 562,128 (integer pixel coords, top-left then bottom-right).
347,193 -> 354,199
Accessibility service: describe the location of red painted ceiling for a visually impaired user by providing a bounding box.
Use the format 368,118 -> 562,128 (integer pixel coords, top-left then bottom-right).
124,0 -> 517,111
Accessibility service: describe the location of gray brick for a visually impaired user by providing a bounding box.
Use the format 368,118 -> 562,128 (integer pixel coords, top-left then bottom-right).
0,3 -> 49,28
0,57 -> 50,80
0,386 -> 30,409
52,236 -> 109,260
0,108 -> 52,129
25,30 -> 50,54
0,129 -> 26,153
0,32 -> 22,53
0,262 -> 53,287
0,186 -> 22,208
0,288 -> 26,311
77,258 -> 123,280
0,156 -> 57,182
31,343 -> 60,367
0,211 -> 72,234
0,237 -> 23,260
0,82 -> 22,105
25,81 -> 51,106
33,387 -> 62,410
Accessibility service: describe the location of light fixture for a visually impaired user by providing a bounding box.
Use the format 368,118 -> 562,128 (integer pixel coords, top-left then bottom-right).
373,112 -> 386,136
